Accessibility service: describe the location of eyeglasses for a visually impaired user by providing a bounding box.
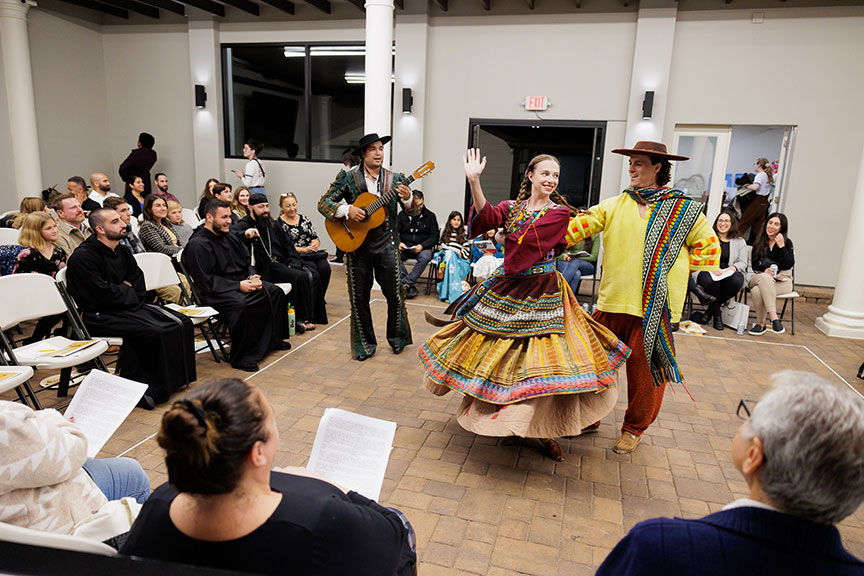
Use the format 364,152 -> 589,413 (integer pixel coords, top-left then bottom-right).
736,398 -> 757,420
279,193 -> 296,199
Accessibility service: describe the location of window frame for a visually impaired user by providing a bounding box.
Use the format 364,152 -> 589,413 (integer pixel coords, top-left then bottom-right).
221,41 -> 367,164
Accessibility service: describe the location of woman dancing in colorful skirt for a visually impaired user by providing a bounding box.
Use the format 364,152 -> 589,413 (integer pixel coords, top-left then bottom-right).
419,149 -> 631,461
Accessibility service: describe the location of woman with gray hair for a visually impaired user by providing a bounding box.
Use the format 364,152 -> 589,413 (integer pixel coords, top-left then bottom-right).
598,370 -> 864,575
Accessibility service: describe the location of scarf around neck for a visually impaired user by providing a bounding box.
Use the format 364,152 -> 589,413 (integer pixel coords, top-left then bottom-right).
625,186 -> 703,386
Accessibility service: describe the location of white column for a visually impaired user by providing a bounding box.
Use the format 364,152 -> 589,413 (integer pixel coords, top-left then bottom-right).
619,0 -> 678,191
392,11 -> 428,175
364,0 -> 394,149
0,0 -> 42,200
815,143 -> 864,339
188,18 -> 225,190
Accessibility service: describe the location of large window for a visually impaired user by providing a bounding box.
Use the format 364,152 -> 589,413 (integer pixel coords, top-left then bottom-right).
222,43 -> 371,162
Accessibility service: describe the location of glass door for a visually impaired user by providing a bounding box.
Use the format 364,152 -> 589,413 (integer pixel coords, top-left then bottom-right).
671,126 -> 732,224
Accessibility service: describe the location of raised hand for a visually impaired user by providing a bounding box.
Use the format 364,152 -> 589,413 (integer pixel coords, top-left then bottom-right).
463,148 -> 487,181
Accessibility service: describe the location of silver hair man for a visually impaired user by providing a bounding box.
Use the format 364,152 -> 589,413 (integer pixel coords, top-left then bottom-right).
742,370 -> 864,524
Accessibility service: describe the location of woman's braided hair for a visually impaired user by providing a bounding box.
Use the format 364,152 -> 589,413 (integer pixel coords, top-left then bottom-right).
504,154 -> 577,231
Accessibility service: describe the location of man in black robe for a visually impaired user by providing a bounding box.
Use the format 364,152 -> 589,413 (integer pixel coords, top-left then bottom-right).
66,208 -> 196,409
231,193 -> 328,332
182,199 -> 290,372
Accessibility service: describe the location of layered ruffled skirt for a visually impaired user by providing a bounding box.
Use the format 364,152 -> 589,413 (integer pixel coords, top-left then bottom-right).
419,263 -> 630,438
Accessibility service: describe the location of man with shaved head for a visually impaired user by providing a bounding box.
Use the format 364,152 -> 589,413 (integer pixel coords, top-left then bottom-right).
88,173 -> 118,207
66,207 -> 196,409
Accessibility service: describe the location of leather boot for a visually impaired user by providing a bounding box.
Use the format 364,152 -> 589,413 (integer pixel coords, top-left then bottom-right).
691,285 -> 717,306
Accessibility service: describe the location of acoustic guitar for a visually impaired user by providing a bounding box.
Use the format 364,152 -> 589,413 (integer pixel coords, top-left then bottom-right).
325,161 -> 435,253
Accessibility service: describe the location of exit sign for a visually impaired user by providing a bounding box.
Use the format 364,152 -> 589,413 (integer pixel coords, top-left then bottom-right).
525,96 -> 548,111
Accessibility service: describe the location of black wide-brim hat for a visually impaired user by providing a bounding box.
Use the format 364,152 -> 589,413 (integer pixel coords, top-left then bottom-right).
611,141 -> 689,162
353,133 -> 391,156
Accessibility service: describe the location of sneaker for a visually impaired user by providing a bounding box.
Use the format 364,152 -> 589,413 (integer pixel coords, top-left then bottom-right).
581,422 -> 601,434
748,323 -> 767,335
613,432 -> 641,454
771,319 -> 785,334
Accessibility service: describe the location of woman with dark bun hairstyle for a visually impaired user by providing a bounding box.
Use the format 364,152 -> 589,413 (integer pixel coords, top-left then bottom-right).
122,379 -> 416,575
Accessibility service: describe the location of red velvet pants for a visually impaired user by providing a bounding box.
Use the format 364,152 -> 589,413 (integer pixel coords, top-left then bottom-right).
593,311 -> 665,436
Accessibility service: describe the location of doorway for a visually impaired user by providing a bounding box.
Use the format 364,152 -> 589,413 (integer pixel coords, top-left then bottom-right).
466,119 -> 606,215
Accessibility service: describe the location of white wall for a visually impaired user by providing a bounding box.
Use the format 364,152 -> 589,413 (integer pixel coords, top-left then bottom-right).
27,10 -> 110,198
666,6 -> 864,286
102,25 -> 197,205
422,13 -> 637,217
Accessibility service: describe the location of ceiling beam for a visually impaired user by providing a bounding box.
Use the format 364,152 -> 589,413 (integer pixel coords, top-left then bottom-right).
394,0 -> 403,8
433,0 -> 446,10
216,0 -> 260,14
344,0 -> 365,10
481,0 -> 489,10
100,0 -> 159,17
136,0 -> 185,14
178,0 -> 225,16
303,0 -> 330,12
56,0 -> 129,17
258,0 -> 294,13
525,0 -> 534,9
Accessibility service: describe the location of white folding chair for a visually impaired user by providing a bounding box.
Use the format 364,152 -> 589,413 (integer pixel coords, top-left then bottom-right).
0,274 -> 109,400
133,252 -> 227,362
183,208 -> 203,229
0,365 -> 37,408
0,521 -> 116,556
0,228 -> 20,245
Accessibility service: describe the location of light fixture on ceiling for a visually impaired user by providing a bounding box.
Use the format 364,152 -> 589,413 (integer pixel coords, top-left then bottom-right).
283,46 -> 396,58
344,73 -> 396,85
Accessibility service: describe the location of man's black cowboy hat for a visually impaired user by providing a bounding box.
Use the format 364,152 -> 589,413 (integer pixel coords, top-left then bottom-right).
353,133 -> 391,156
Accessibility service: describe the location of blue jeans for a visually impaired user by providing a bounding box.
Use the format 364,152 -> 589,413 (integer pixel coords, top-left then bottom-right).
557,258 -> 595,295
249,186 -> 266,195
399,248 -> 433,286
82,457 -> 151,504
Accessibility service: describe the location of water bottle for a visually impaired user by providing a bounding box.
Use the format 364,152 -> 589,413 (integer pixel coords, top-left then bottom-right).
582,303 -> 590,313
287,305 -> 296,337
737,321 -> 746,335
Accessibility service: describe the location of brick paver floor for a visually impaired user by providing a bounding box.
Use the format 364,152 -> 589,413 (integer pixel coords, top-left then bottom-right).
9,265 -> 864,574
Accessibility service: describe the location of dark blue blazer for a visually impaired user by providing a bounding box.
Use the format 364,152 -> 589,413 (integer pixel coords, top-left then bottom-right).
597,507 -> 864,575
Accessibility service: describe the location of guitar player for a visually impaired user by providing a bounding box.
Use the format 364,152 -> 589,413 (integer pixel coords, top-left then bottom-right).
318,133 -> 418,361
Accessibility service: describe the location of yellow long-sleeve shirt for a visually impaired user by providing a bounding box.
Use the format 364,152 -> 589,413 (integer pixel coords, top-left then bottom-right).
566,193 -> 720,322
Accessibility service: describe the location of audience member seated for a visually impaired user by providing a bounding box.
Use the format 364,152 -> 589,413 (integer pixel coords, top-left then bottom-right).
232,186 -> 250,220
87,173 -> 118,207
124,175 -> 147,218
121,379 -> 417,575
597,370 -> 864,575
66,208 -> 197,409
1,196 -> 48,229
104,197 -> 144,254
556,234 -> 598,296
0,400 -> 151,536
67,175 -> 100,213
396,190 -> 438,300
53,193 -> 91,257
13,212 -> 67,343
433,210 -> 471,303
198,181 -> 234,223
470,228 -> 504,282
195,178 -> 219,220
233,194 -> 327,332
139,195 -> 182,256
182,200 -> 290,372
152,172 -> 178,204
689,211 -> 747,330
167,200 -> 194,247
278,192 -> 332,296
746,212 -> 794,335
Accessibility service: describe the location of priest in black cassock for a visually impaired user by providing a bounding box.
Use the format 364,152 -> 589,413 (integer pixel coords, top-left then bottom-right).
231,193 -> 328,332
66,208 -> 196,409
182,199 -> 291,372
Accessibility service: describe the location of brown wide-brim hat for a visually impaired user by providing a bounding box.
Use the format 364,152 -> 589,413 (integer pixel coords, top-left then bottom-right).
353,133 -> 391,156
611,141 -> 689,162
